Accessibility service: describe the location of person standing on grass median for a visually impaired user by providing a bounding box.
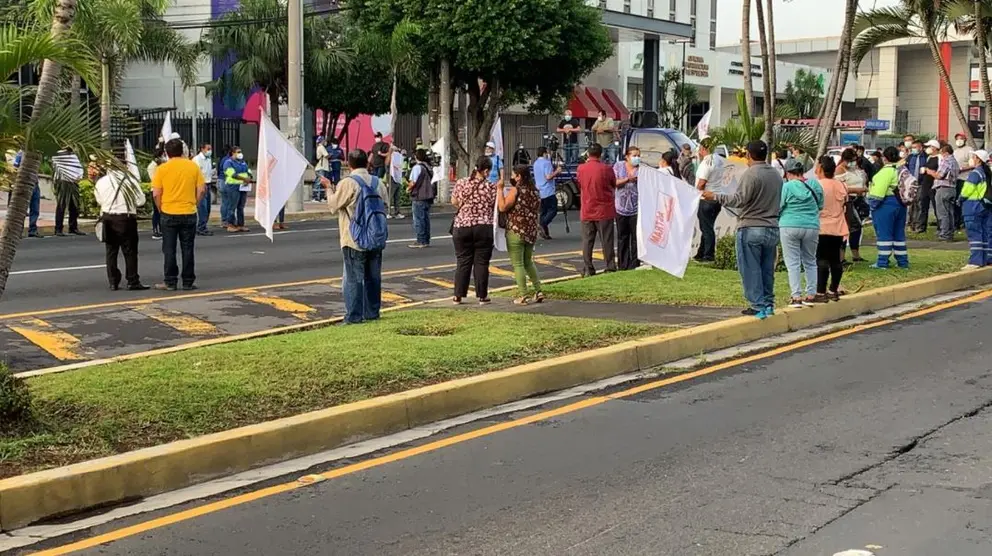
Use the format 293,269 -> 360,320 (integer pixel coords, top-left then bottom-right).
192,143 -> 214,237
327,149 -> 389,324
925,144 -> 960,242
836,148 -> 868,264
913,139 -> 941,234
534,146 -> 562,240
694,138 -> 725,263
954,132 -> 973,230
152,138 -> 205,292
576,143 -> 619,276
406,148 -> 435,249
96,156 -> 148,291
702,140 -> 782,320
814,156 -> 849,303
451,156 -> 496,305
867,147 -> 910,270
613,146 -> 641,271
959,149 -> 992,270
498,164 -> 544,305
779,159 -> 823,308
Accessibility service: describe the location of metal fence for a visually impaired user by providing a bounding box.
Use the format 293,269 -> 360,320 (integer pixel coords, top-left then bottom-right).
131,111 -> 244,154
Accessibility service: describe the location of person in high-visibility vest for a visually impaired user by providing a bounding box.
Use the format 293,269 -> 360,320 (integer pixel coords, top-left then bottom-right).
867,146 -> 909,269
222,146 -> 252,233
959,149 -> 992,269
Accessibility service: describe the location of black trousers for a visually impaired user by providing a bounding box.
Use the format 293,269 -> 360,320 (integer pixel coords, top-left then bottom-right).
616,214 -> 639,270
696,200 -> 722,260
161,213 -> 197,287
914,183 -> 933,231
452,225 -> 494,299
54,180 -> 79,233
816,234 -> 844,294
104,214 -> 140,287
539,195 -> 558,234
581,219 -> 616,276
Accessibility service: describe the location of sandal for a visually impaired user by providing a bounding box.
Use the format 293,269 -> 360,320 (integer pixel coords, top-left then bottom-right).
513,297 -> 529,306
534,292 -> 546,304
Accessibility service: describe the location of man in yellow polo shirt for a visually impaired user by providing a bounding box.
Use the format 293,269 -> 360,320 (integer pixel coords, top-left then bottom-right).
152,138 -> 206,291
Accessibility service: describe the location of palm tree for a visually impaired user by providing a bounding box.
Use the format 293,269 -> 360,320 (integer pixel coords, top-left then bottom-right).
202,0 -> 345,129
853,0 -> 976,147
0,7 -> 114,300
765,0 -> 777,130
817,0 -> 859,156
948,0 -> 992,145
741,0 -> 755,115
31,0 -> 199,146
358,20 -> 421,141
708,90 -> 816,154
755,0 -> 773,152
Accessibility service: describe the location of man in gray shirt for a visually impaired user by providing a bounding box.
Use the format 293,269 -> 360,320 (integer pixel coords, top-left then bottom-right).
703,140 -> 782,319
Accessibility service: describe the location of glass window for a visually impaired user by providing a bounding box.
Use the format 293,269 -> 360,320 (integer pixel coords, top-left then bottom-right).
647,0 -> 654,17
624,0 -> 631,13
691,0 -> 697,16
598,0 -> 606,7
630,130 -> 678,168
670,0 -> 677,19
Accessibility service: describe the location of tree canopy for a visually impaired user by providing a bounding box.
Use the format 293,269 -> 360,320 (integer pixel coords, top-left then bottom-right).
779,69 -> 824,119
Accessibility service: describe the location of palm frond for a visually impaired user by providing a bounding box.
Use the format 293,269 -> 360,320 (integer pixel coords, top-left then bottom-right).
852,24 -> 913,65
0,25 -> 99,90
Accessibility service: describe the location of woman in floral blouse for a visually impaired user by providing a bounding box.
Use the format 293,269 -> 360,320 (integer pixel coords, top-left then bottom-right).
497,164 -> 544,305
450,156 -> 496,304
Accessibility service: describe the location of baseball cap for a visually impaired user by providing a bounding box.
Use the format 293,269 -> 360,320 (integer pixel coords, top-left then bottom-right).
783,158 -> 806,175
485,141 -> 496,149
924,139 -> 941,149
974,150 -> 989,163
955,132 -> 967,139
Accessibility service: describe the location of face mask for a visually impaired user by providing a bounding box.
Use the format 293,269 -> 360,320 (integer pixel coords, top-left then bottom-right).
904,141 -> 913,148
630,156 -> 641,167
330,144 -> 338,149
956,140 -> 966,147
235,153 -> 244,161
564,114 -> 572,120
485,150 -> 494,157
911,148 -> 920,155
899,151 -> 907,159
204,150 -> 212,157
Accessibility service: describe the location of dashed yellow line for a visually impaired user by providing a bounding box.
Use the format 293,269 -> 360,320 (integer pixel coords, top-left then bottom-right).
241,292 -> 316,320
416,276 -> 457,290
380,291 -> 412,304
592,252 -> 604,261
7,318 -> 86,361
135,307 -> 220,337
534,257 -> 577,272
488,266 -> 516,278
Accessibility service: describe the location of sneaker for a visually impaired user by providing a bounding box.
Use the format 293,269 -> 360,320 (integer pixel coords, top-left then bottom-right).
28,231 -> 44,238
70,230 -> 86,236
197,230 -> 214,236
755,308 -> 769,320
802,296 -> 817,307
962,264 -> 982,270
408,243 -> 427,249
765,306 -> 775,316
741,307 -> 761,316
788,298 -> 804,309
154,283 -> 177,291
152,233 -> 162,240
126,283 -> 151,291
395,213 -> 406,219
812,293 -> 830,304
386,214 -> 394,220
828,291 -> 841,302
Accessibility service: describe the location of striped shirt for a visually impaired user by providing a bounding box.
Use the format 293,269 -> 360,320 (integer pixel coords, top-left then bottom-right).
51,152 -> 83,182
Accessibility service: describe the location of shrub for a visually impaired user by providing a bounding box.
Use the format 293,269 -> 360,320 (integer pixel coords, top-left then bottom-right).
0,363 -> 31,424
713,234 -> 737,270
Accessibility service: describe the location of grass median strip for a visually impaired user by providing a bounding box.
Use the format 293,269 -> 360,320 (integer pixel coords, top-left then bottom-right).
540,247 -> 964,307
0,309 -> 662,479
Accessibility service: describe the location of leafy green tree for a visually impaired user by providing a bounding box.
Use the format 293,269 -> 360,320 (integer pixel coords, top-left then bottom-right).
357,19 -> 421,140
350,0 -> 612,165
656,68 -> 698,131
202,0 -> 347,128
779,69 -> 824,119
708,91 -> 815,154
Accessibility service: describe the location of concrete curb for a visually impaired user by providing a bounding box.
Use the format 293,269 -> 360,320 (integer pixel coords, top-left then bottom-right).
2,267 -> 991,532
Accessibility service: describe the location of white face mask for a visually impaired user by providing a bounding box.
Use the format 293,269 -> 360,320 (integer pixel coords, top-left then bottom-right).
956,140 -> 966,147
904,141 -> 913,148
235,153 -> 244,161
564,113 -> 572,120
899,151 -> 907,159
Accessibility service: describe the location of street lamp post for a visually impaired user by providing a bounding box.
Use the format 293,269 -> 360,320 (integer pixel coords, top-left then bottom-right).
286,0 -> 305,212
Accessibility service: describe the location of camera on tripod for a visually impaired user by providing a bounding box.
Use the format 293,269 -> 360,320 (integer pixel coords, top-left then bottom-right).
543,133 -> 560,153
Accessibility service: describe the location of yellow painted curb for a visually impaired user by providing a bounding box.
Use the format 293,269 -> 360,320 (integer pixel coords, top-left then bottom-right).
2,267 -> 991,532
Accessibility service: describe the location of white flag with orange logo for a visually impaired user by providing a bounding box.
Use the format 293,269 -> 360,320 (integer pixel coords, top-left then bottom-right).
255,109 -> 309,240
636,165 -> 700,278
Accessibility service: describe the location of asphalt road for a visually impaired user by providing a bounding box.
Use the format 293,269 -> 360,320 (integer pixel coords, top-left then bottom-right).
1,213 -> 583,315
23,296 -> 992,555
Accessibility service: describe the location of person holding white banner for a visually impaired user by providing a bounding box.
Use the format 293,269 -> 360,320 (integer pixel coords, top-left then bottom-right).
694,138 -> 725,262
613,146 -> 641,271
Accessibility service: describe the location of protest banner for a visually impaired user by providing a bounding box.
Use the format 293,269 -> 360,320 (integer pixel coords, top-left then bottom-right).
254,108 -> 309,240
637,165 -> 701,278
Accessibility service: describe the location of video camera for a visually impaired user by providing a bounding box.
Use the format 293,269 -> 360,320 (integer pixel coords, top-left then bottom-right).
543,133 -> 560,153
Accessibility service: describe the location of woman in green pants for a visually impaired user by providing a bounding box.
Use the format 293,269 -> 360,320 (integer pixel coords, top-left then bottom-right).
497,164 -> 544,305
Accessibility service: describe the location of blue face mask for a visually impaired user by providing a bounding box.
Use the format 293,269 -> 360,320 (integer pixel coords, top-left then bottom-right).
630,156 -> 641,167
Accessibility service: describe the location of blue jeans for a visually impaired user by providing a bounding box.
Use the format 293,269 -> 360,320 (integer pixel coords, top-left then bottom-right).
413,199 -> 432,245
236,190 -> 248,227
197,185 -> 211,232
28,183 -> 40,234
963,200 -> 992,267
780,227 -> 819,298
736,227 -> 779,311
563,143 -> 578,165
539,195 -> 558,232
220,183 -> 237,225
871,195 -> 908,268
603,143 -> 618,165
342,246 -> 383,324
313,169 -> 328,201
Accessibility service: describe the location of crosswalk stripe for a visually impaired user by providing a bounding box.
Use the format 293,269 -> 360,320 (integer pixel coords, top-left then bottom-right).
592,252 -> 604,261
416,276 -> 458,290
534,257 -> 578,272
135,307 -> 220,336
7,318 -> 86,361
488,266 -> 516,278
380,291 -> 412,304
241,292 -> 316,320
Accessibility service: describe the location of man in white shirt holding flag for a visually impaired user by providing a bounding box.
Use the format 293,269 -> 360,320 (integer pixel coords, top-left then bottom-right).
95,141 -> 148,291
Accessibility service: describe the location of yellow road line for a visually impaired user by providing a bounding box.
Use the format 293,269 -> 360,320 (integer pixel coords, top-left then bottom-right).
534,257 -> 577,272
381,291 -> 412,304
416,276 -> 457,290
134,307 -> 220,337
592,252 -> 604,261
488,266 -> 516,278
34,289 -> 992,556
240,292 -> 316,320
6,318 -> 86,361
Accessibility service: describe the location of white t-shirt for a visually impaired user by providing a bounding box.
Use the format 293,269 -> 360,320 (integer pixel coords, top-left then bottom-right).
695,154 -> 725,192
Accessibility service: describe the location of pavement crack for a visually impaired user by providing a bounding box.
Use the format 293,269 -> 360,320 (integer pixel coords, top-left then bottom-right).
772,484 -> 893,555
701,526 -> 792,541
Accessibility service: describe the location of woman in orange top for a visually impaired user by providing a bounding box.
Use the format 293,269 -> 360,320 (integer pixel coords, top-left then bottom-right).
814,156 -> 850,302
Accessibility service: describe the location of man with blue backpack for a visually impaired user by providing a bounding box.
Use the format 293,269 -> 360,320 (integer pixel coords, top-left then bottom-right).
326,149 -> 390,324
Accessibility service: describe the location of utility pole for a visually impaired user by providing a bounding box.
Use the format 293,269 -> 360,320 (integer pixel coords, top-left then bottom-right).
286,0 -> 305,212
438,58 -> 452,203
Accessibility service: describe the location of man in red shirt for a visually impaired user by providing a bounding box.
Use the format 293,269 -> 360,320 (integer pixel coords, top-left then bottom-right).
577,143 -> 619,276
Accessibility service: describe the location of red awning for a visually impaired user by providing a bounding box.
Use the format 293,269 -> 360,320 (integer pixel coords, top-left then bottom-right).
582,86 -> 612,118
567,85 -> 600,119
601,88 -> 629,121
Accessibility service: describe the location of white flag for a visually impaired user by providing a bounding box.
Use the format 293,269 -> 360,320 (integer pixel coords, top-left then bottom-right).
160,112 -> 172,145
124,139 -> 139,182
490,117 -> 504,158
430,137 -> 445,184
255,110 -> 309,240
636,165 -> 701,278
696,109 -> 712,140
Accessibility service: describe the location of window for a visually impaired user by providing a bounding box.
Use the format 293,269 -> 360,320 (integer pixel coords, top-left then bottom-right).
689,17 -> 696,46
670,0 -> 676,19
711,0 -> 717,14
710,20 -> 717,49
647,0 -> 654,18
624,0 -> 631,13
690,0 -> 697,16
598,0 -> 606,7
627,83 -> 644,112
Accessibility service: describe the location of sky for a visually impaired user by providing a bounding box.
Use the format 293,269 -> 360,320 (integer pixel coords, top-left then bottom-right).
715,0 -> 900,47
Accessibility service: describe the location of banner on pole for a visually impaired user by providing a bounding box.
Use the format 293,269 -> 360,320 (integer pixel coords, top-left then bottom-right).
490,117 -> 504,158
696,109 -> 712,140
255,110 -> 309,241
637,165 -> 701,278
160,112 -> 172,145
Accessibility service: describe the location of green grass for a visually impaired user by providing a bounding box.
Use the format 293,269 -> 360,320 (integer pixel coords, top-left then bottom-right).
541,248 -> 965,308
0,310 -> 661,478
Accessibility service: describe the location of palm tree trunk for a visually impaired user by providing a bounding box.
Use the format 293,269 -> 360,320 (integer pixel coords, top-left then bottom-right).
0,0 -> 78,300
926,33 -> 976,147
765,0 -> 777,121
816,0 -> 857,157
976,1 -> 992,147
100,60 -> 111,147
741,0 -> 755,115
755,0 -> 773,153
389,69 -> 398,141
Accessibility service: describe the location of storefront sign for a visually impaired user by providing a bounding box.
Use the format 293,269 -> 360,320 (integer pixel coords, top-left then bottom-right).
864,119 -> 890,131
685,55 -> 709,78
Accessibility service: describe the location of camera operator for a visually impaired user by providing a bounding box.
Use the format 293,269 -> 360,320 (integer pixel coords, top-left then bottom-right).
513,143 -> 531,166
557,110 -> 581,165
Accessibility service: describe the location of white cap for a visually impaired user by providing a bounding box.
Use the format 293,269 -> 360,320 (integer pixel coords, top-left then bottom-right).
169,132 -> 181,140
974,150 -> 989,163
924,139 -> 941,149
485,141 -> 496,149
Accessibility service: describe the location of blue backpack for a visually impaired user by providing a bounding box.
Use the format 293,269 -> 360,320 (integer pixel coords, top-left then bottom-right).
350,174 -> 388,250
